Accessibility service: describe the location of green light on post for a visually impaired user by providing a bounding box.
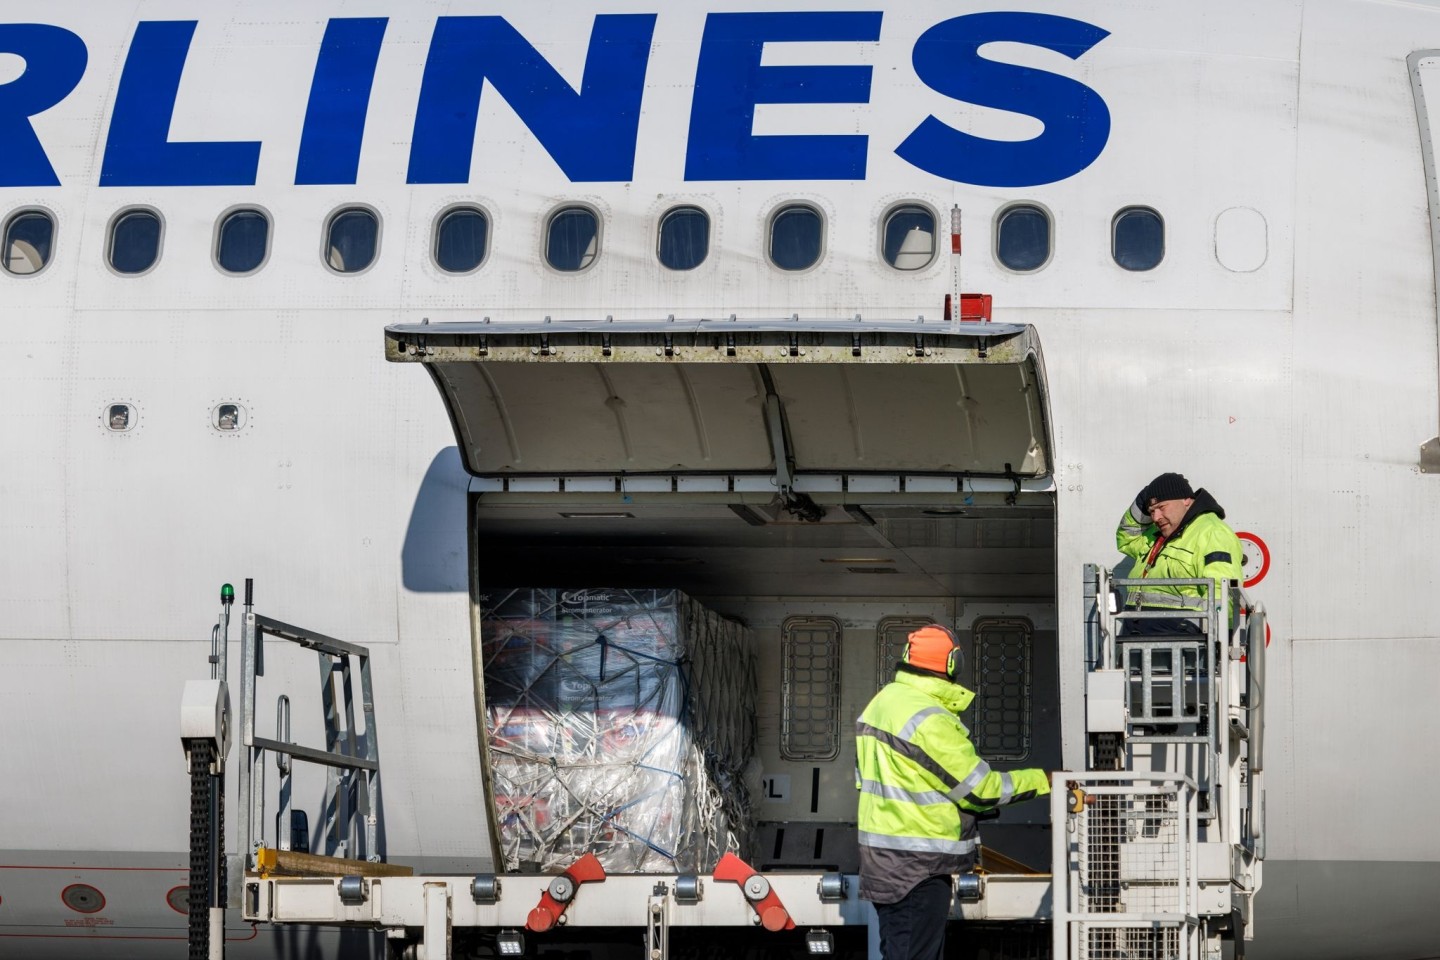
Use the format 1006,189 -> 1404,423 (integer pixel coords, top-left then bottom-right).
221,583 -> 235,605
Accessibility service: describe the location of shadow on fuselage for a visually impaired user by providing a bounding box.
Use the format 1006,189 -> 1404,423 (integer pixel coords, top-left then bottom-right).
401,446 -> 469,593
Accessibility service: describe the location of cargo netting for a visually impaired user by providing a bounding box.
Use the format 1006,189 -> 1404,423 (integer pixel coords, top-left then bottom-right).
481,588 -> 757,874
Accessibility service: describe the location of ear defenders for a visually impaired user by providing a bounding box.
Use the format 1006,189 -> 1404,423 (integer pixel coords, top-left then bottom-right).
903,624 -> 962,679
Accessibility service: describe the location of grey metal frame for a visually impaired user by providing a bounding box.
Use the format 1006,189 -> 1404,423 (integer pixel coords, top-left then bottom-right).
1122,639 -> 1203,725
1088,571 -> 1220,820
1083,564 -> 1266,850
971,616 -> 1033,761
779,616 -> 843,761
234,592 -> 383,900
1050,772 -> 1201,960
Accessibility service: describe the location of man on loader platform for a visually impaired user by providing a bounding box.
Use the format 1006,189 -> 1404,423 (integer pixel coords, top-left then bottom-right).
855,624 -> 1050,960
1116,471 -> 1244,633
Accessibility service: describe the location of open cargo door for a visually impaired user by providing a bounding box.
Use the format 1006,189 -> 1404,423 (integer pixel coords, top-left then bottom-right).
384,320 -> 1052,487
386,319 -> 1057,876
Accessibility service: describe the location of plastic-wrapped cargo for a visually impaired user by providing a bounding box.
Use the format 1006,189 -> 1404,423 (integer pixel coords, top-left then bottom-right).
481,588 -> 757,874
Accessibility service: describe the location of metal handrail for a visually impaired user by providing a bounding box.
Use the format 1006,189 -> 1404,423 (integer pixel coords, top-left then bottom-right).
231,580 -> 383,905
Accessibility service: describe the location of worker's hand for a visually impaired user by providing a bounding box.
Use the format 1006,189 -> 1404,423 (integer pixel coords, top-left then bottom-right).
1133,488 -> 1150,519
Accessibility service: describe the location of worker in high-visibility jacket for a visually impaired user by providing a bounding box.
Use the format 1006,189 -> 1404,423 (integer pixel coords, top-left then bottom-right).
855,624 -> 1050,960
1116,472 -> 1244,633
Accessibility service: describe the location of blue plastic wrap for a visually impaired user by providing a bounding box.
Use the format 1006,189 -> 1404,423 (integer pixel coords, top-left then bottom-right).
482,588 -> 756,873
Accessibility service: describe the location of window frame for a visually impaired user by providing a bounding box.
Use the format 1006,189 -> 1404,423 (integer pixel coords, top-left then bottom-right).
969,616 -> 1035,762
211,401 -> 248,433
322,204 -> 383,277
543,204 -> 603,274
993,202 -> 1054,274
431,203 -> 491,275
779,615 -> 843,761
767,202 -> 827,273
880,201 -> 940,272
102,401 -> 139,434
212,205 -> 273,277
656,204 -> 712,272
1,206 -> 58,278
105,206 -> 165,278
1111,205 -> 1166,272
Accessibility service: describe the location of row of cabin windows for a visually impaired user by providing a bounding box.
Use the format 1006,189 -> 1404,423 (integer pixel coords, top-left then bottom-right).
210,207 -> 383,275
1,204 -> 1167,278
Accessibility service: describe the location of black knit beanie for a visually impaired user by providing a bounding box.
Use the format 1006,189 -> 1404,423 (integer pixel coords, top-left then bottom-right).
1143,472 -> 1194,505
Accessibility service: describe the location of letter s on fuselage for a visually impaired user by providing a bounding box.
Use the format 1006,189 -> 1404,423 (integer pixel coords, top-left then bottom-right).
0,11 -> 1111,189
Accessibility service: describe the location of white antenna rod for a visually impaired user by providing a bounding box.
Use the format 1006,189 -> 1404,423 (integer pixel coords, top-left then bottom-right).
950,205 -> 963,322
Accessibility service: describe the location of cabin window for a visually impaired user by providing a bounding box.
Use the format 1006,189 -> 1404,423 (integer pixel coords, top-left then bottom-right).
780,616 -> 842,761
1113,207 -> 1165,271
216,209 -> 270,275
995,204 -> 1051,272
546,207 -> 599,272
105,403 -> 135,432
212,403 -> 246,432
326,207 -> 379,274
434,207 -> 488,274
971,617 -> 1033,761
108,209 -> 162,275
769,204 -> 824,271
882,205 -> 936,270
657,206 -> 710,271
2,210 -> 55,276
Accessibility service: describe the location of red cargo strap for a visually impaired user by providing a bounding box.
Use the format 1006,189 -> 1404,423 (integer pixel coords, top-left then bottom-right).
526,853 -> 606,932
713,853 -> 795,932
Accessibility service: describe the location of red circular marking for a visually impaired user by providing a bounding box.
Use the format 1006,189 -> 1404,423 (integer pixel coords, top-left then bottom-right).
527,906 -> 556,932
1236,531 -> 1271,588
61,884 -> 106,914
165,885 -> 189,915
760,905 -> 791,932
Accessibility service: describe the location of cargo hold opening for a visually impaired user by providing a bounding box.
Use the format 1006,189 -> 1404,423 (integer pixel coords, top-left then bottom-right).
386,320 -> 1061,877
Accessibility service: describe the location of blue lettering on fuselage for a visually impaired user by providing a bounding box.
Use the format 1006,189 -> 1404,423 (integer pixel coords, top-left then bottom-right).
897,13 -> 1111,187
296,18 -> 389,185
0,11 -> 1112,189
101,21 -> 262,186
685,11 -> 883,181
0,24 -> 87,187
407,14 -> 656,184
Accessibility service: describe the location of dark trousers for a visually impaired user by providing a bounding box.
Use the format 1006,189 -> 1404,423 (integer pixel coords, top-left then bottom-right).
874,874 -> 954,960
1121,614 -> 1201,636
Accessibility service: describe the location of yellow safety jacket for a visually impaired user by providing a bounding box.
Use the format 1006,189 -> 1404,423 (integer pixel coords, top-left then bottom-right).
1115,488 -> 1243,613
855,669 -> 1049,903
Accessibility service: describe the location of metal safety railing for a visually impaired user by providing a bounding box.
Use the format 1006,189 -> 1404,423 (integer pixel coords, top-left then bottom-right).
232,580 -> 384,896
1083,565 -> 1265,843
1072,563 -> 1267,958
1051,772 -> 1201,960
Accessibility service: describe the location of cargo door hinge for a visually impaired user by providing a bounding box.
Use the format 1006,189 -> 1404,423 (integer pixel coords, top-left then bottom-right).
761,367 -> 823,523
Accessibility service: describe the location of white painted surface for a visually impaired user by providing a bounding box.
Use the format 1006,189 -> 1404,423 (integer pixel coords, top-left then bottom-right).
1,1 -> 1439,957
1215,207 -> 1269,272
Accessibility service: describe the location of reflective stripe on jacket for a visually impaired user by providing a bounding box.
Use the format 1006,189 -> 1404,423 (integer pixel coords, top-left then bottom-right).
1115,489 -> 1243,612
855,670 -> 1049,903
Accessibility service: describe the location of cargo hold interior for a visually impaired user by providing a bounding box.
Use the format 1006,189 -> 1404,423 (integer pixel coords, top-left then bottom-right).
471,491 -> 1060,876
